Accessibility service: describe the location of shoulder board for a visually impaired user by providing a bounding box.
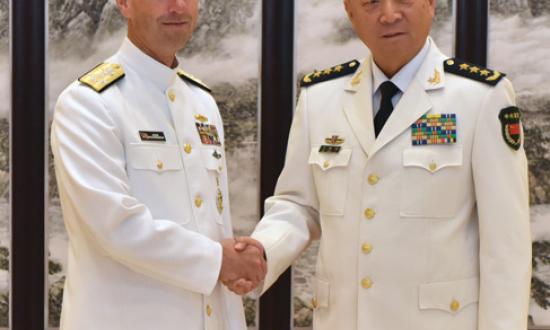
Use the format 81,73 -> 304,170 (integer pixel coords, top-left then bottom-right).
78,63 -> 125,93
444,58 -> 505,86
301,60 -> 360,87
177,69 -> 212,93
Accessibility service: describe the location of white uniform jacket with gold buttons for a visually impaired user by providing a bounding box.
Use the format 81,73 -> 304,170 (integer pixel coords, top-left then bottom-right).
51,39 -> 246,330
251,41 -> 531,329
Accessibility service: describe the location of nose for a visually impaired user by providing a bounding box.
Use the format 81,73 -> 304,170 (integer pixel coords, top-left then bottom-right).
379,0 -> 403,24
167,0 -> 190,13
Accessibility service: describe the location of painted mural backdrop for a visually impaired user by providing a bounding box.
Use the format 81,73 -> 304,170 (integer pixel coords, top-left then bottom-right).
0,0 -> 548,328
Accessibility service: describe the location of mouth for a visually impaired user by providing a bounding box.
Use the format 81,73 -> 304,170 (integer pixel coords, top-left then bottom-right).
161,20 -> 191,29
382,32 -> 406,39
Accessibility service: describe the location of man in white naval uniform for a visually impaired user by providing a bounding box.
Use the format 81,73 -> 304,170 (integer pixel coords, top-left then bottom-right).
50,0 -> 266,329
235,0 -> 532,329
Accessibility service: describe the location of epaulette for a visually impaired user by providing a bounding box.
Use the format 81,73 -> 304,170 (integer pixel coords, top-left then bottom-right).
78,63 -> 125,93
177,69 -> 212,93
444,58 -> 505,86
301,60 -> 360,87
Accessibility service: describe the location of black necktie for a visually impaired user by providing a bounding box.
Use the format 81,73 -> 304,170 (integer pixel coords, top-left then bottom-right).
374,81 -> 400,137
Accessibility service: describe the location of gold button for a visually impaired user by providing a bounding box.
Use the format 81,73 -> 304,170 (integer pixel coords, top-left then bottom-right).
361,277 -> 373,289
450,299 -> 460,312
311,297 -> 318,309
184,144 -> 192,154
362,243 -> 373,254
206,304 -> 212,317
323,160 -> 330,169
364,208 -> 376,220
194,196 -> 203,208
156,160 -> 164,170
429,162 -> 437,172
168,90 -> 176,102
368,174 -> 379,185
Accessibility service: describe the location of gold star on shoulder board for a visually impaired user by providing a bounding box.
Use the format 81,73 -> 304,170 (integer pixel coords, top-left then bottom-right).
459,63 -> 470,70
480,69 -> 490,77
323,68 -> 333,75
313,71 -> 322,78
470,66 -> 480,73
334,65 -> 344,72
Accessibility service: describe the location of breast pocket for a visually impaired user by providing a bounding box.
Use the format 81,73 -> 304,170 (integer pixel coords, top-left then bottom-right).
308,147 -> 352,216
400,146 -> 463,218
127,143 -> 183,172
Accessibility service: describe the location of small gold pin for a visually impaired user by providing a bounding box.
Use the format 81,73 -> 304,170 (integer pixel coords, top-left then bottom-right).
325,135 -> 345,145
194,114 -> 208,123
446,59 -> 455,66
459,63 -> 470,71
351,68 -> 363,86
428,68 -> 441,85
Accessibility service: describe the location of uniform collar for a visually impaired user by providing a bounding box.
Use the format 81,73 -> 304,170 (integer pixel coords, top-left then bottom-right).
117,37 -> 179,91
371,38 -> 431,95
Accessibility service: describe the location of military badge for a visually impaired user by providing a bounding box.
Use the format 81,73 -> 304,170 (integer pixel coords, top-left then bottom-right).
212,150 -> 222,159
412,114 -> 457,145
138,130 -> 166,142
195,122 -> 221,146
499,106 -> 522,150
319,135 -> 344,153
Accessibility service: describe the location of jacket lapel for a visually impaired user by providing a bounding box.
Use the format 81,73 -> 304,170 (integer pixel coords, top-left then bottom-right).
369,42 -> 448,157
342,58 -> 376,158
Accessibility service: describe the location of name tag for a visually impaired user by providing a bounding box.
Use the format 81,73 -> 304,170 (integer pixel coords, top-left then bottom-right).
139,131 -> 166,142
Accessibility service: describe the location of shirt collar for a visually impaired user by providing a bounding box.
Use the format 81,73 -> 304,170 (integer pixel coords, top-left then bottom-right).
372,38 -> 431,94
117,37 -> 179,91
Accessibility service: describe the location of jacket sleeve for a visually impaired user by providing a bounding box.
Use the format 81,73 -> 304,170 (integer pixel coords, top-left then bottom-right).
471,78 -> 532,329
251,89 -> 322,293
50,83 -> 222,295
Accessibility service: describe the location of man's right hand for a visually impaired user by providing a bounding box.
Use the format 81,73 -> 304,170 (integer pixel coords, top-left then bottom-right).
219,238 -> 266,295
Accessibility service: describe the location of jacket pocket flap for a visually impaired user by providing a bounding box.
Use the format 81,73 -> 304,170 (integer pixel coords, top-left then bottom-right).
419,277 -> 479,313
403,146 -> 463,172
313,277 -> 330,309
201,147 -> 224,173
308,147 -> 352,171
127,143 -> 183,172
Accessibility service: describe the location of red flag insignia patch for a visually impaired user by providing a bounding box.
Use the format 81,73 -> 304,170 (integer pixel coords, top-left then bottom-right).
498,106 -> 522,150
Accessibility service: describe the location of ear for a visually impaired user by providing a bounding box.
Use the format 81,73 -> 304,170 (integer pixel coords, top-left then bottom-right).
427,0 -> 436,17
116,0 -> 131,18
343,0 -> 353,20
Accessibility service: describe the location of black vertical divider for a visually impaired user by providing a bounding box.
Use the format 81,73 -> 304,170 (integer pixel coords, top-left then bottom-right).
10,0 -> 47,329
455,0 -> 489,65
259,0 -> 295,329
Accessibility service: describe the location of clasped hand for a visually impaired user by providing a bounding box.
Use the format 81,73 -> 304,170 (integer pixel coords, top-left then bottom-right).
219,237 -> 266,295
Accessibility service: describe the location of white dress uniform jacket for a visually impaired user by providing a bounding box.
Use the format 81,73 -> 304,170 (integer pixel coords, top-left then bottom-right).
51,38 -> 246,330
251,40 -> 531,329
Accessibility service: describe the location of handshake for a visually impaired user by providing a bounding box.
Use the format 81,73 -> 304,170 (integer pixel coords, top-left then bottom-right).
218,237 -> 267,295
